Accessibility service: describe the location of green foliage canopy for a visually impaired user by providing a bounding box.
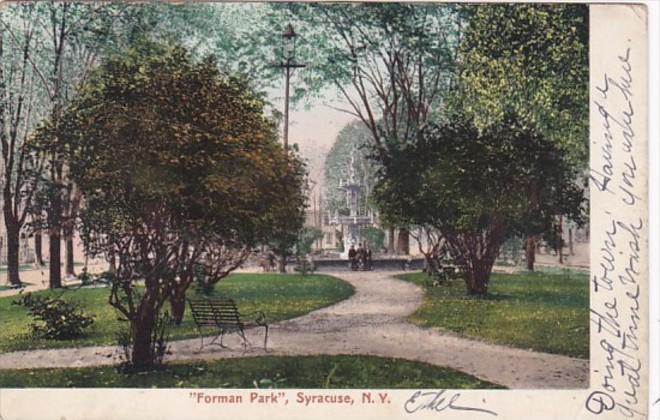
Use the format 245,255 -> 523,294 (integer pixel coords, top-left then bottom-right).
457,4 -> 589,164
52,43 -> 300,251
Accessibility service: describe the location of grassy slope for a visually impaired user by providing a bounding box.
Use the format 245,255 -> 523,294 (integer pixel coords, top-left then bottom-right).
0,355 -> 504,389
0,273 -> 354,353
396,269 -> 589,358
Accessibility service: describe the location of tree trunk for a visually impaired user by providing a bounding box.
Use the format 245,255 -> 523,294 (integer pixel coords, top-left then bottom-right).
64,226 -> 75,277
34,231 -> 44,266
47,186 -> 63,289
525,236 -> 536,271
277,255 -> 287,273
465,261 -> 490,295
49,231 -> 62,289
557,215 -> 564,264
568,227 -> 574,256
388,226 -> 395,254
5,224 -> 21,286
396,228 -> 410,255
130,299 -> 158,371
169,287 -> 186,325
423,252 -> 440,277
455,230 -> 504,296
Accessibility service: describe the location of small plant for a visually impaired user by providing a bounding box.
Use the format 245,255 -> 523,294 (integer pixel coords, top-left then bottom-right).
293,227 -> 322,276
13,292 -> 94,340
294,256 -> 316,276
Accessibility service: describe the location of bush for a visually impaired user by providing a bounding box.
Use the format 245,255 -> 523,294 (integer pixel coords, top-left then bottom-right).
13,293 -> 94,339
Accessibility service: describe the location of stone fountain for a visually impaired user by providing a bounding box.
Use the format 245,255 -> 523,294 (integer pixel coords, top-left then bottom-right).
329,148 -> 375,258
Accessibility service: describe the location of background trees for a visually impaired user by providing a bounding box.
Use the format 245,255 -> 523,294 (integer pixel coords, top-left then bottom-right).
46,43 -> 305,369
0,5 -> 46,286
323,121 -> 376,218
265,145 -> 309,273
368,3 -> 588,286
1,2 -> 134,287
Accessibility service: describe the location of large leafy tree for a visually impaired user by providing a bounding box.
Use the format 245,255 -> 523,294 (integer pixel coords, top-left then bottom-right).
373,112 -> 585,295
42,43 -> 305,369
456,4 -> 589,269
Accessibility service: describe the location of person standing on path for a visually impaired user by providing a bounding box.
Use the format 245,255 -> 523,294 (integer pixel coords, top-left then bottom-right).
348,245 -> 357,270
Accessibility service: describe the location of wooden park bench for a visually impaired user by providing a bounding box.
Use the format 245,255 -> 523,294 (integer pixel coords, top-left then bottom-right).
187,297 -> 269,352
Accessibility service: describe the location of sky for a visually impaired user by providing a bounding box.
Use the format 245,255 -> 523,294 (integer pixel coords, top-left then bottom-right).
271,88 -> 359,201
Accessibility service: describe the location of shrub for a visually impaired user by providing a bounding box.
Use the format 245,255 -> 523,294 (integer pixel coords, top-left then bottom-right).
13,293 -> 94,339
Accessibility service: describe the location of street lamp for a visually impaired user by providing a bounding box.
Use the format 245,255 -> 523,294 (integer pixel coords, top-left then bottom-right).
275,23 -> 305,151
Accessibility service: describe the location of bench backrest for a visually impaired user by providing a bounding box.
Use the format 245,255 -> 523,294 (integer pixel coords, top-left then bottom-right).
188,297 -> 242,329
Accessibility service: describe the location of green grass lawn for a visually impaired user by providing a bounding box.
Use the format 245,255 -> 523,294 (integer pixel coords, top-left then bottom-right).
0,282 -> 34,292
0,355 -> 504,389
0,273 -> 354,353
396,270 -> 589,359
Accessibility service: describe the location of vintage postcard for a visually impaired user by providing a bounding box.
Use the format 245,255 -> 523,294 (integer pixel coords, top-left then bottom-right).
0,1 -> 655,419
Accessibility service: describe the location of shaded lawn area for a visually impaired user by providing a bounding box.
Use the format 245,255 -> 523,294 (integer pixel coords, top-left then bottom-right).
0,273 -> 354,353
396,270 -> 589,359
0,355 -> 504,389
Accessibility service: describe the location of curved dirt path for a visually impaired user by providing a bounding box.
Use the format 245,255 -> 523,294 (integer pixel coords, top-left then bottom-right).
0,271 -> 588,389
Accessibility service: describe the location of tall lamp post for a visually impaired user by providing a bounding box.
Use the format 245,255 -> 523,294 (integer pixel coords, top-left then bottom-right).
275,24 -> 305,151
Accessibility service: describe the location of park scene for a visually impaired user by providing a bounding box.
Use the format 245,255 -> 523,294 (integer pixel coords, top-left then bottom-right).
0,3 -> 589,389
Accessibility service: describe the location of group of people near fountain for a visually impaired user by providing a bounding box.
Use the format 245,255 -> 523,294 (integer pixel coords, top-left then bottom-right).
348,243 -> 372,271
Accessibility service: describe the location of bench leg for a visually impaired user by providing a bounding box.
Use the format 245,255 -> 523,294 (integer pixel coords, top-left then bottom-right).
263,325 -> 269,352
218,331 -> 228,348
193,324 -> 204,352
237,328 -> 250,351
201,329 -> 226,350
